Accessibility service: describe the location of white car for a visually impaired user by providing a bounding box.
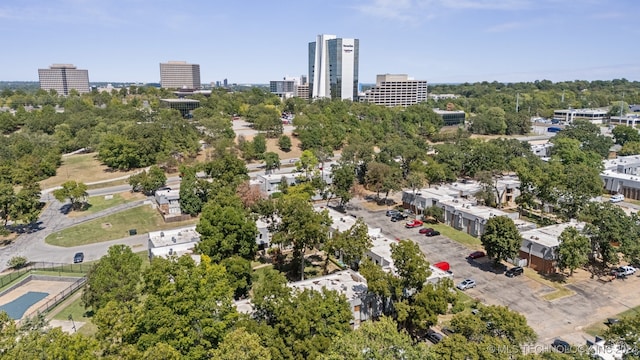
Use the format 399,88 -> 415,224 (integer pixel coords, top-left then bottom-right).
612,265 -> 636,277
456,279 -> 476,291
610,194 -> 625,203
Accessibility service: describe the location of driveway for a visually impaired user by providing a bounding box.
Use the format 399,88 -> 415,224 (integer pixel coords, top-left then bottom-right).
348,200 -> 640,347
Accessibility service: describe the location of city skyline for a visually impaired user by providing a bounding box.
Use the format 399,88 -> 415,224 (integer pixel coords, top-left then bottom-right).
1,0 -> 639,84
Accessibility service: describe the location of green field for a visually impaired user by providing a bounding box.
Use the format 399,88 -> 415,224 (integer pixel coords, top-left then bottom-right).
583,305 -> 640,336
70,194 -> 131,216
46,205 -> 198,247
429,224 -> 483,248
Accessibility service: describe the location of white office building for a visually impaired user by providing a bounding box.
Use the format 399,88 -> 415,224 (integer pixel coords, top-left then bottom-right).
360,74 -> 427,107
309,34 -> 359,100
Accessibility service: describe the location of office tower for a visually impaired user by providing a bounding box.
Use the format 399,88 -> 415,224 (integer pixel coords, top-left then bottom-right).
309,34 -> 359,100
223,78 -> 228,87
38,64 -> 90,95
159,61 -> 201,89
360,74 -> 428,107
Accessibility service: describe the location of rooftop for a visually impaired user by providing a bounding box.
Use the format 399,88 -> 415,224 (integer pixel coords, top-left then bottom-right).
148,226 -> 199,248
288,269 -> 368,302
317,205 -> 357,233
520,221 -> 585,248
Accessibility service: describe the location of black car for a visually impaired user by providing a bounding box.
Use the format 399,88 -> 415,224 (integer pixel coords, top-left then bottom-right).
505,266 -> 524,278
441,327 -> 456,336
552,339 -> 570,353
424,229 -> 441,237
386,209 -> 400,217
73,252 -> 84,263
391,213 -> 408,222
426,329 -> 444,344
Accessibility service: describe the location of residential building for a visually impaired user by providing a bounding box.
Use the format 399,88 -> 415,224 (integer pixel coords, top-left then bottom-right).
359,74 -> 427,107
531,142 -> 554,158
553,108 -> 608,124
587,335 -> 627,360
433,109 -> 466,126
601,155 -> 640,200
255,219 -> 272,250
148,226 -> 200,260
38,64 -> 90,95
309,34 -> 359,100
255,166 -> 333,194
519,221 -> 585,274
288,269 -> 378,328
160,61 -> 201,90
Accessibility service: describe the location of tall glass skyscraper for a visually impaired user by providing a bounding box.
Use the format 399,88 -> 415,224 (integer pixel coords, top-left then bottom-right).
309,34 -> 359,100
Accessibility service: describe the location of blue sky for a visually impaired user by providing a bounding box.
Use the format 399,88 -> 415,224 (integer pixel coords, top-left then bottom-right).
1,0 -> 639,84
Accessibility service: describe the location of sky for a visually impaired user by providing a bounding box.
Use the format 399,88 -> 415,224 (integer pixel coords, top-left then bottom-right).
1,0 -> 639,84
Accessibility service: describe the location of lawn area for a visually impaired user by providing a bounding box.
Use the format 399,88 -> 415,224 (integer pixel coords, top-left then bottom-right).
39,153 -> 139,190
430,224 -> 483,248
45,205 -> 198,247
523,268 -> 577,301
583,305 -> 640,336
68,192 -> 145,218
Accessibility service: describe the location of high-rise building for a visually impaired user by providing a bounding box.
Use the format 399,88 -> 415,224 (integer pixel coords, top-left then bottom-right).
159,61 -> 201,90
360,74 -> 428,107
38,64 -> 90,95
309,34 -> 359,100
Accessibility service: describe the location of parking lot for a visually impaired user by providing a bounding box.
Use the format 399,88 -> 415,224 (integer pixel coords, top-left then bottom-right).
349,201 -> 640,346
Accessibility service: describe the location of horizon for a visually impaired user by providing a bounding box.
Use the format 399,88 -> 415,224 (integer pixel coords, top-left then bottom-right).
1,1 -> 639,84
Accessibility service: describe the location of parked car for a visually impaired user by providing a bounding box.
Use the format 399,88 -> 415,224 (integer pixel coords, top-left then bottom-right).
424,229 -> 441,237
505,266 -> 524,278
386,209 -> 400,217
441,327 -> 456,336
611,265 -> 636,277
391,213 -> 408,222
610,194 -> 625,203
606,318 -> 620,326
551,339 -> 571,353
426,329 -> 444,344
73,252 -> 84,263
405,219 -> 423,228
468,251 -> 486,259
433,261 -> 450,272
456,279 -> 476,291
419,227 -> 434,234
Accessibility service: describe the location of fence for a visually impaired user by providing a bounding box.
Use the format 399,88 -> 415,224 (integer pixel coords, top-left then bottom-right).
0,262 -> 89,289
16,276 -> 87,327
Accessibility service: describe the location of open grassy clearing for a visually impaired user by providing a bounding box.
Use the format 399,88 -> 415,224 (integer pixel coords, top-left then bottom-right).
39,153 -> 139,190
429,224 -> 483,248
522,268 -> 577,301
67,192 -> 145,218
583,305 -> 640,336
45,206 -> 198,247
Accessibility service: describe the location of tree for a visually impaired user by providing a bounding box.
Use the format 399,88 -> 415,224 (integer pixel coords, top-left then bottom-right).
53,180 -> 88,211
323,217 -> 372,272
323,317 -> 428,360
0,181 -> 15,227
212,328 -> 271,360
137,255 -> 237,359
278,135 -> 292,152
580,202 -> 636,268
556,226 -> 591,276
179,170 -> 203,216
264,151 -> 280,174
253,134 -> 267,159
405,171 -> 426,213
11,181 -> 41,225
450,304 -> 537,346
619,141 -> 640,156
328,162 -> 355,208
82,245 -> 142,311
221,255 -> 252,300
295,149 -> 319,180
196,199 -> 258,262
480,216 -> 521,267
391,239 -> 431,292
604,312 -> 640,356
612,125 -> 640,145
272,193 -> 332,280
129,165 -> 167,194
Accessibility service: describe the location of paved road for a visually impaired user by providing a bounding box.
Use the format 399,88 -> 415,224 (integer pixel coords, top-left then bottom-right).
0,193 -> 150,271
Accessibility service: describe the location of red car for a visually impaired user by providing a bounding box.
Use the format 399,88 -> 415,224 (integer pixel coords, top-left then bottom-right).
468,251 -> 486,259
419,227 -> 434,234
405,220 -> 423,228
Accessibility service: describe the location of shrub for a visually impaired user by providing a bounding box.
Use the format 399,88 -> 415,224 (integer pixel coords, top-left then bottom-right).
8,256 -> 28,269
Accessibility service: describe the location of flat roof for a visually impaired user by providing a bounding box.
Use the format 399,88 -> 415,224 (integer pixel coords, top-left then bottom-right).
317,205 -> 357,233
520,222 -> 585,248
288,269 -> 368,302
603,155 -> 640,170
149,226 -> 199,248
159,98 -> 200,103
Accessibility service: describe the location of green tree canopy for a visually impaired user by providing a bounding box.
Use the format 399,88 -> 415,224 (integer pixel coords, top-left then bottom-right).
480,216 -> 522,267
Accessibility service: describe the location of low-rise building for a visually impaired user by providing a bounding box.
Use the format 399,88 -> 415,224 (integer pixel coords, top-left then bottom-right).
148,226 -> 200,260
518,221 -> 585,274
553,108 -> 608,124
433,109 -> 466,126
288,269 -> 378,328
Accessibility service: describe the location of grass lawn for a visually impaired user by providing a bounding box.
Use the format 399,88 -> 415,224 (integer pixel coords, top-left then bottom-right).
45,205 -> 198,247
429,224 -> 483,248
52,295 -> 92,322
523,268 -> 577,301
39,153 -> 139,190
68,193 -> 143,218
583,305 -> 640,336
